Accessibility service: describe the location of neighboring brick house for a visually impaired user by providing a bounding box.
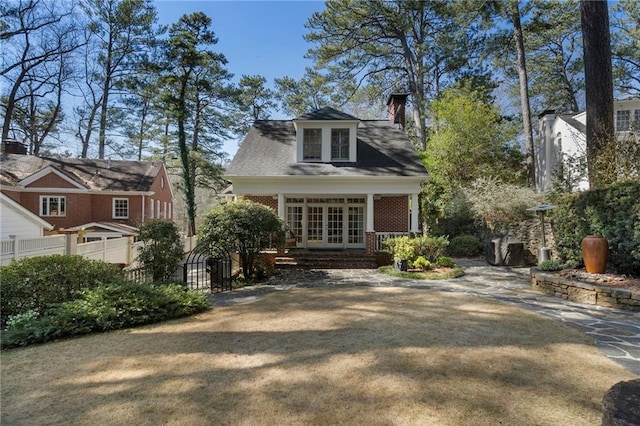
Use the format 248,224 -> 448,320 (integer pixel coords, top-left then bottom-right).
0,153 -> 174,240
224,94 -> 428,254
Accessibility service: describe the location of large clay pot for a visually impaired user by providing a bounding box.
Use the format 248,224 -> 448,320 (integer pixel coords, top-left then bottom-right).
581,235 -> 608,274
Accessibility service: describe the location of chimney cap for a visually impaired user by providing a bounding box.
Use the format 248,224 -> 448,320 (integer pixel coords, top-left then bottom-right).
538,109 -> 556,119
386,93 -> 409,106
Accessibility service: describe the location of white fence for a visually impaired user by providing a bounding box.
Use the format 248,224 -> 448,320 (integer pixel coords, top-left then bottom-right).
375,232 -> 411,251
1,234 -> 197,266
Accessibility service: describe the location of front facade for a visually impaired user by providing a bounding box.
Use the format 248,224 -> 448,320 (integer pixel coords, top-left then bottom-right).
536,97 -> 640,192
225,95 -> 428,254
0,154 -> 174,239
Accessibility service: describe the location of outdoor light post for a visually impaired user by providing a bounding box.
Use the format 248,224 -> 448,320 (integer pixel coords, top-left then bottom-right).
527,204 -> 556,265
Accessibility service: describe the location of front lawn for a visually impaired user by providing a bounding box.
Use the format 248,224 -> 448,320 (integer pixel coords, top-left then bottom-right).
1,286 -> 634,425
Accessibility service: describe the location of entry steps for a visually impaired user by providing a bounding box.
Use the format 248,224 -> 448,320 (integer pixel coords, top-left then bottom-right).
276,250 -> 379,269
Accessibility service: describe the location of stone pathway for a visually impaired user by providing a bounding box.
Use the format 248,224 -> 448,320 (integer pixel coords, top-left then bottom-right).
210,259 -> 640,376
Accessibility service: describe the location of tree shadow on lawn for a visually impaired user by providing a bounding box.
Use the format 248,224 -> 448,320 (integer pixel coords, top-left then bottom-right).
2,287 -> 635,425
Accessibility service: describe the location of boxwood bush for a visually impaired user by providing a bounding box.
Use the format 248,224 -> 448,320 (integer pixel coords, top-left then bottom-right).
0,255 -> 124,327
382,235 -> 450,263
447,235 -> 483,257
1,280 -> 209,348
551,180 -> 640,276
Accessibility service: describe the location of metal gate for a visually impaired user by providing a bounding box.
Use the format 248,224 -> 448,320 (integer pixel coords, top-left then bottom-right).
181,241 -> 233,292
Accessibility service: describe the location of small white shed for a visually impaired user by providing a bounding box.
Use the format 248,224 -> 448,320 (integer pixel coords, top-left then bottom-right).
0,193 -> 54,239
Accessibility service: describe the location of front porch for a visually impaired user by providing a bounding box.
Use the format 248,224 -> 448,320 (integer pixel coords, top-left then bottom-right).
248,194 -> 420,255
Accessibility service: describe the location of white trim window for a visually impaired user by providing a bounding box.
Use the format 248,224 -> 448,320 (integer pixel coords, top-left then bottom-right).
303,128 -> 322,161
40,196 -> 66,217
331,128 -> 350,160
113,198 -> 129,219
634,109 -> 640,131
616,110 -> 631,132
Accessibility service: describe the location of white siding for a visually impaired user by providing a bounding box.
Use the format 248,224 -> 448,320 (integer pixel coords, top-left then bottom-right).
0,208 -> 44,239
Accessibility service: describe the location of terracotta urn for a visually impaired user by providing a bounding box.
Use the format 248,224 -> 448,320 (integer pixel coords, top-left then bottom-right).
581,235 -> 608,274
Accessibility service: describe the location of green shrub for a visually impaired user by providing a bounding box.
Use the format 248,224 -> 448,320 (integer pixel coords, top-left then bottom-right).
0,255 -> 124,328
382,236 -> 415,261
412,235 -> 449,262
551,180 -> 640,276
538,260 -> 562,272
137,221 -> 185,282
435,256 -> 456,268
199,200 -> 284,279
447,235 -> 483,257
428,191 -> 484,239
1,281 -> 209,348
412,256 -> 432,271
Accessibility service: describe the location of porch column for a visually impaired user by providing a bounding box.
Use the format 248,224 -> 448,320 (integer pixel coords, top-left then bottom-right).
277,193 -> 285,255
366,193 -> 375,255
411,193 -> 420,233
366,193 -> 374,231
277,193 -> 285,219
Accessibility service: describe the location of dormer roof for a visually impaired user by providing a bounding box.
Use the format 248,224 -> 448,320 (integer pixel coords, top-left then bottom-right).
295,107 -> 359,122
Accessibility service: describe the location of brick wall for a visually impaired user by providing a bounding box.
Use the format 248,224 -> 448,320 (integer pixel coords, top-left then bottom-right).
28,173 -> 78,188
374,196 -> 408,232
245,195 -> 278,212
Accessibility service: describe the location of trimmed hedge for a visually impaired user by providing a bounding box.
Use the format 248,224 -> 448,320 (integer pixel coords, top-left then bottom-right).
1,281 -> 209,349
447,235 -> 483,257
0,255 -> 124,327
552,181 -> 640,276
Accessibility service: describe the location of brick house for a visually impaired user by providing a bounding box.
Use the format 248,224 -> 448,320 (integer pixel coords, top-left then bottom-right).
0,153 -> 174,240
224,94 -> 428,254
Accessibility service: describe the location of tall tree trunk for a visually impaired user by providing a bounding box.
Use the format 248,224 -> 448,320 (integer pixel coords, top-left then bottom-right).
581,0 -> 614,189
177,76 -> 196,236
511,0 -> 536,188
98,33 -> 114,159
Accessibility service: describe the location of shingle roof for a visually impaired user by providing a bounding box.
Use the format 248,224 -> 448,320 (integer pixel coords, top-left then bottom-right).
559,115 -> 586,134
225,119 -> 427,177
296,107 -> 359,121
0,154 -> 163,191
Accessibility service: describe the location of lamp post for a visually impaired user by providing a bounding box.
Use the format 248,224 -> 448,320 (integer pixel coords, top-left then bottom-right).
527,204 -> 555,265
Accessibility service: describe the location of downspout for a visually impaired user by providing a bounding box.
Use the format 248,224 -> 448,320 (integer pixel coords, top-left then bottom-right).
141,194 -> 145,224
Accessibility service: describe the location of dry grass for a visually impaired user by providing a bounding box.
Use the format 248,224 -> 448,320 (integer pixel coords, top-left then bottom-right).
2,287 -> 635,426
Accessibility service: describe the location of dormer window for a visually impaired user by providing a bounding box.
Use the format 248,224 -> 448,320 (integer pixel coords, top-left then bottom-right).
303,128 -> 322,161
331,129 -> 350,161
294,107 -> 360,163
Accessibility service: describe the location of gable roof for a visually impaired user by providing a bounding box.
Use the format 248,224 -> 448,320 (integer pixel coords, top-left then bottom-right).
0,154 -> 165,192
0,192 -> 54,231
558,115 -> 586,134
295,107 -> 359,121
226,119 -> 427,178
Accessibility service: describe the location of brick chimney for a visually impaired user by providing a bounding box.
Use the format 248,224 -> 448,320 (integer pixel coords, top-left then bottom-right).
1,139 -> 27,155
387,93 -> 408,129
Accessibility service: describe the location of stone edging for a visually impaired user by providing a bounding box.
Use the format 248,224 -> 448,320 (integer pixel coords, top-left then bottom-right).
530,269 -> 640,312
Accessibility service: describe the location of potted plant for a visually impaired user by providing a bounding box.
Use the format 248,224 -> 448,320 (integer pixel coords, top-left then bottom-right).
392,236 -> 414,271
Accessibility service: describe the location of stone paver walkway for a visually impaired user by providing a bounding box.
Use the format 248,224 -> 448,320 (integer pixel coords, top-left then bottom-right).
210,259 -> 640,376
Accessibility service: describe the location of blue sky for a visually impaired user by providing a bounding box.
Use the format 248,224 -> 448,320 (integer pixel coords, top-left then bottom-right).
153,1 -> 325,156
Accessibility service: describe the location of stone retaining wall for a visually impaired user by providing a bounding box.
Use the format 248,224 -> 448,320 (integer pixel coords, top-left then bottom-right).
530,269 -> 640,312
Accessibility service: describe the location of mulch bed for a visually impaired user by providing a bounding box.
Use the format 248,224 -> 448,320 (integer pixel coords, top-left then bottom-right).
558,269 -> 640,292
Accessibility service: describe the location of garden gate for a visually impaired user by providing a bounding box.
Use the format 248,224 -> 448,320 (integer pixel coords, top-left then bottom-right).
181,241 -> 233,292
